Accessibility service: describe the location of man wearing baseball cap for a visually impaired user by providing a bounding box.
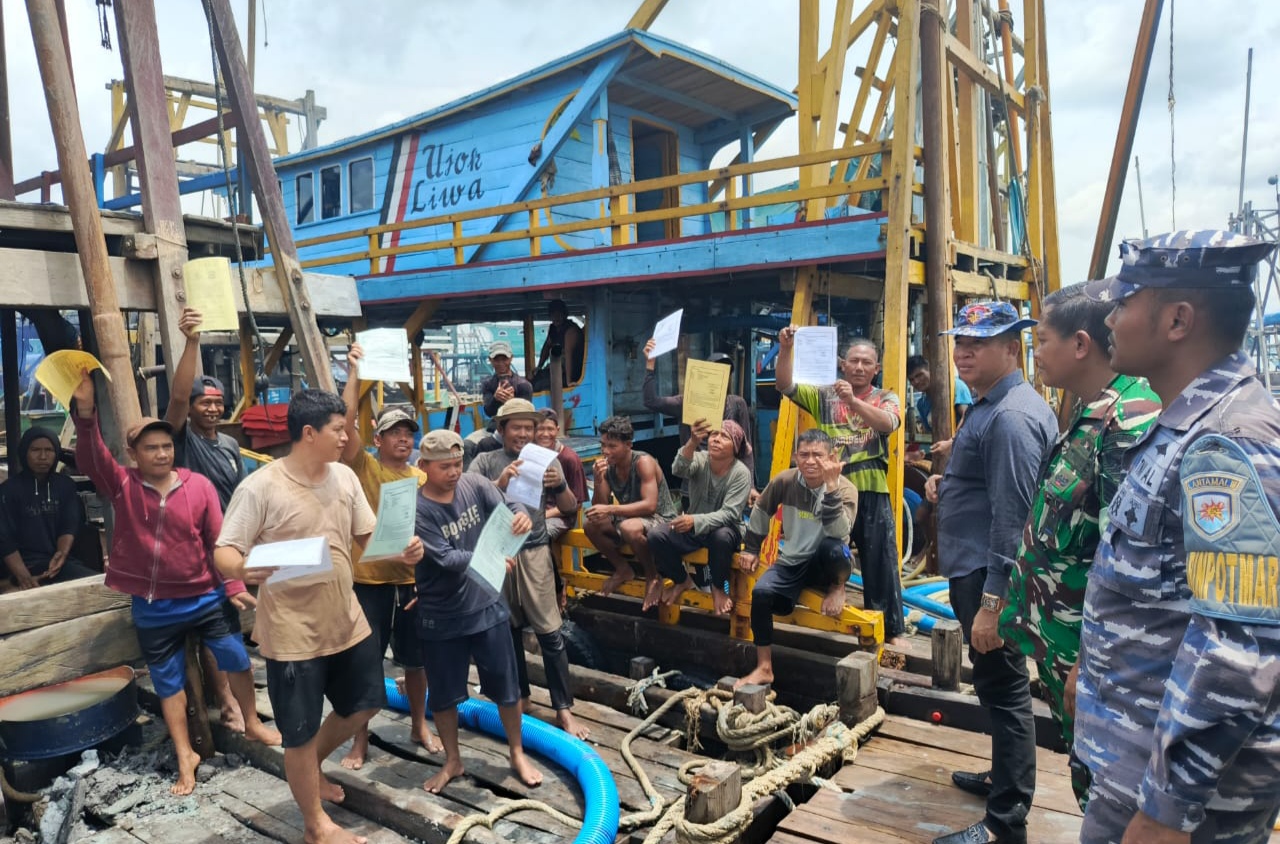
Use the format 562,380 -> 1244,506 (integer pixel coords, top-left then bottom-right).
1073,230 -> 1280,844
338,343 -> 439,769
469,399 -> 587,740
413,428 -> 542,794
926,300 -> 1056,844
480,340 -> 533,419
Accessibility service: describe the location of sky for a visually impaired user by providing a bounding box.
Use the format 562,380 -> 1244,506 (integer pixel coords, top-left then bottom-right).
4,0 -> 1279,289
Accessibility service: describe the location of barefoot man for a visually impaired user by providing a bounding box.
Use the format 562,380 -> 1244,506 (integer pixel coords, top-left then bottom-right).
413,429 -> 543,793
215,390 -> 423,844
339,343 -> 441,769
736,429 -> 857,688
71,372 -> 279,796
469,400 -> 590,740
647,419 -> 752,615
583,416 -> 676,610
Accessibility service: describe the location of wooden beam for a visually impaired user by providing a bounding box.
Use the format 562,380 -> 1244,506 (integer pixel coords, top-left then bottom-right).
626,0 -> 669,30
204,0 -> 335,392
1035,0 -> 1061,295
769,266 -> 817,480
952,268 -> 1031,301
944,33 -> 1026,115
836,651 -> 879,725
954,0 -> 981,244
684,761 -> 742,830
0,607 -> 141,697
930,619 -> 963,691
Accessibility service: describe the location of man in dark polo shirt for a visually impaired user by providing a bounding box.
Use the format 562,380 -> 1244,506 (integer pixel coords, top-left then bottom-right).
925,301 -> 1057,844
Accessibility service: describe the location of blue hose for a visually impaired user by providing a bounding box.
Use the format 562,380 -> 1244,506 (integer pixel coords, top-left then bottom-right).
384,678 -> 619,844
848,572 -> 958,632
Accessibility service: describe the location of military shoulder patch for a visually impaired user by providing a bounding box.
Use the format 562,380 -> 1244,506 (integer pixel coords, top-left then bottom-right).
1183,471 -> 1246,540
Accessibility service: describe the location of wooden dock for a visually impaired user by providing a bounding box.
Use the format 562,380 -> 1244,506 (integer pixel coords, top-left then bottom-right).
770,714 -> 1084,844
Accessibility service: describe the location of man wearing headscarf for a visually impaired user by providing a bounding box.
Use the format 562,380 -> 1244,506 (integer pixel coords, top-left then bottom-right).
646,418 -> 752,615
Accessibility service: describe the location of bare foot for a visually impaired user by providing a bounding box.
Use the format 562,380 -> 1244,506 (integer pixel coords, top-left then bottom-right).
170,748 -> 201,796
599,563 -> 636,597
711,588 -> 733,616
821,585 -> 846,617
555,708 -> 591,741
303,816 -> 368,844
558,584 -> 568,615
660,577 -> 693,607
510,750 -> 543,787
734,665 -> 774,689
318,775 -> 346,804
887,635 -> 912,649
220,702 -> 245,734
340,733 -> 368,770
244,721 -> 282,747
413,724 -> 443,753
423,757 -> 465,794
641,577 -> 664,611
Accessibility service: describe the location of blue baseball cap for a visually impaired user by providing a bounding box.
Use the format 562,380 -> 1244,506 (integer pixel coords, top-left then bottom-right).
1084,229 -> 1276,303
941,301 -> 1037,338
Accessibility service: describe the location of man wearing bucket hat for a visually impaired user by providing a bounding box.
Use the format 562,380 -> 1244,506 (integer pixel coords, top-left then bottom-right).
468,399 -> 588,740
1073,230 -> 1280,844
926,300 -> 1056,844
338,344 -> 440,769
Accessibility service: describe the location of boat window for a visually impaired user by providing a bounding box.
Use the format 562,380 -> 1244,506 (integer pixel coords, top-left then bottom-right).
349,158 -> 374,214
296,172 -> 315,224
320,165 -> 342,220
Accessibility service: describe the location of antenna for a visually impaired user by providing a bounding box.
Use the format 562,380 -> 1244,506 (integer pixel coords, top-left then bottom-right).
1237,47 -> 1254,218
1135,156 -> 1149,239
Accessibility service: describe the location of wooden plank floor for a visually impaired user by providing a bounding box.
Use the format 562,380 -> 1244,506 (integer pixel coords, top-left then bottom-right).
771,715 -> 1083,844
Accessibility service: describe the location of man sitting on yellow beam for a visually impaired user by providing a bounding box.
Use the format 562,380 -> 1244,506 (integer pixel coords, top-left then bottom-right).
735,429 -> 857,689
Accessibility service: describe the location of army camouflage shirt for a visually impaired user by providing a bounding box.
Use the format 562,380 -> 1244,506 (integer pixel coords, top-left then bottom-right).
1000,376 -> 1160,690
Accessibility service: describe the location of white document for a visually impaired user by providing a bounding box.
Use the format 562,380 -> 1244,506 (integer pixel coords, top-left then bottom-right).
245,536 -> 333,585
360,477 -> 419,561
470,505 -> 529,593
354,327 -> 412,384
792,326 -> 839,387
647,309 -> 684,359
504,443 -> 559,509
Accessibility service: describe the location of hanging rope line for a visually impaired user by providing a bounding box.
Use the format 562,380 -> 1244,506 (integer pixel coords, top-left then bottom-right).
1167,0 -> 1177,229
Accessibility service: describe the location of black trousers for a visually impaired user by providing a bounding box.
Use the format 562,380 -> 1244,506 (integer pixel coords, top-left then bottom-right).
852,491 -> 905,639
750,536 -> 851,647
950,568 -> 1035,842
510,625 -> 574,712
648,524 -> 740,593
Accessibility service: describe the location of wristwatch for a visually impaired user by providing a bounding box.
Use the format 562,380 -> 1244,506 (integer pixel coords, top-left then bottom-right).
980,593 -> 1003,612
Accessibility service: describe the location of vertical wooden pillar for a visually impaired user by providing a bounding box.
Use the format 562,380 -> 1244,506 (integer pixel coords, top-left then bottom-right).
931,619 -> 963,691
836,651 -> 879,725
0,3 -> 14,200
2,309 -> 20,477
681,761 -> 742,842
26,0 -> 142,445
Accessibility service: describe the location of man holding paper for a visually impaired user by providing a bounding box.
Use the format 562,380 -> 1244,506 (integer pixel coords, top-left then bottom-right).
775,328 -> 907,645
215,390 -> 423,844
642,337 -> 753,453
469,399 -> 588,741
71,372 -> 280,797
338,344 -> 440,769
413,429 -> 543,794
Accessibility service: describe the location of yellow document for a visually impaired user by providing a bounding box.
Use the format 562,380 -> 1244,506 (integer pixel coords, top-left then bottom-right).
183,257 -> 239,332
34,350 -> 112,410
682,358 -> 730,428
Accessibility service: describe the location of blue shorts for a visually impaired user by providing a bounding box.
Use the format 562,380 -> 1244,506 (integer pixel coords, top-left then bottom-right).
419,619 -> 520,713
134,602 -> 250,699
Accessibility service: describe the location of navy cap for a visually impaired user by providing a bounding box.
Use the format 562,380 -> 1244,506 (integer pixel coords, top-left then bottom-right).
1084,229 -> 1277,303
190,375 -> 225,402
941,301 -> 1037,338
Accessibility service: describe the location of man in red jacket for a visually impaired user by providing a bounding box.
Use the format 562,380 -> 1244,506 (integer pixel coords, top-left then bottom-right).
72,371 -> 280,795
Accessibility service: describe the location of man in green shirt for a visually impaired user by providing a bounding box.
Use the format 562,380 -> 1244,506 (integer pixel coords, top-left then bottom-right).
775,331 -> 905,643
987,283 -> 1159,806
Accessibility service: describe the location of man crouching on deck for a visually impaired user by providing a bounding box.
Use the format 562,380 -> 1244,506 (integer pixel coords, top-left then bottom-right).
70,371 -> 280,796
215,390 -> 422,844
413,429 -> 542,793
736,429 -> 857,688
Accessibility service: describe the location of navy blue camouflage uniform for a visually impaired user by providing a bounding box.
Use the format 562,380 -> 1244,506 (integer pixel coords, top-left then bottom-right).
1076,231 -> 1280,843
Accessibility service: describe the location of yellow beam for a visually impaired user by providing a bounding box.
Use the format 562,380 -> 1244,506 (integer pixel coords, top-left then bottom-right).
770,267 -> 817,480
954,2 -> 980,243
626,0 -> 669,29
1035,0 -> 1061,298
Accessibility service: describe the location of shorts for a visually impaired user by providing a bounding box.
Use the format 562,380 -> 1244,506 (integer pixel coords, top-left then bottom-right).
265,633 -> 388,749
354,582 -> 423,669
503,544 -> 561,635
135,603 -> 250,699
221,595 -> 244,635
419,619 -> 520,713
611,513 -> 669,535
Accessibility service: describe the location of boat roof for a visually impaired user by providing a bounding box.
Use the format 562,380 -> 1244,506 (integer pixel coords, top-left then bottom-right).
275,28 -> 797,167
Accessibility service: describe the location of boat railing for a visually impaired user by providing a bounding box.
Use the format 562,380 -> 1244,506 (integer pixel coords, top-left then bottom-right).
281,141 -> 921,274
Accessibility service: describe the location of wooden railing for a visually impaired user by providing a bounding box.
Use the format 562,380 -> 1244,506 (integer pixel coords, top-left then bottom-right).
287,141 -> 922,274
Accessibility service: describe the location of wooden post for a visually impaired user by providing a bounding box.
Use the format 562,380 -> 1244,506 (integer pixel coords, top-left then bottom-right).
113,0 -> 190,385
0,3 -> 14,200
836,651 -> 879,725
25,0 -> 142,445
629,656 -> 656,680
716,676 -> 737,693
930,619 -> 963,691
733,683 -> 768,715
2,309 -> 19,477
202,0 -> 335,393
683,760 -> 742,835
182,637 -> 215,760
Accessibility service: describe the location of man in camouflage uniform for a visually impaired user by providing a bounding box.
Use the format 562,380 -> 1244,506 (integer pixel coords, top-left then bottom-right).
1076,230 -> 1280,844
997,283 -> 1160,807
